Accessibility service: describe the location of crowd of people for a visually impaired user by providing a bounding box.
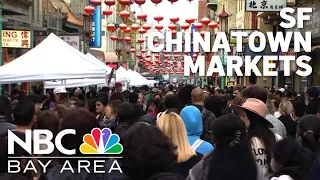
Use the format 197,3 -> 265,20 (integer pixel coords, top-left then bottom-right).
0,82 -> 320,180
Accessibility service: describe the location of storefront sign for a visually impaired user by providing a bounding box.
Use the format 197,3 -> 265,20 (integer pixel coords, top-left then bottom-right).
229,29 -> 259,44
288,2 -> 320,39
35,36 -> 80,50
2,30 -> 31,48
245,0 -> 286,12
89,0 -> 102,48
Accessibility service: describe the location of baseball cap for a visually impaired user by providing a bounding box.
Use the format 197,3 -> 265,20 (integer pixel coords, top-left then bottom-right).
151,88 -> 159,93
53,87 -> 67,94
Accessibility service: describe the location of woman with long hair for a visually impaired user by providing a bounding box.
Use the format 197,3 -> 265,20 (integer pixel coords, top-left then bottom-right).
187,114 -> 260,180
95,97 -> 108,123
100,100 -> 122,129
277,100 -> 297,138
157,113 -> 202,177
232,98 -> 281,180
270,138 -> 315,180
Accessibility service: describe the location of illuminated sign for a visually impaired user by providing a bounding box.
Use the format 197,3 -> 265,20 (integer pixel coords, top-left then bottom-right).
89,2 -> 101,48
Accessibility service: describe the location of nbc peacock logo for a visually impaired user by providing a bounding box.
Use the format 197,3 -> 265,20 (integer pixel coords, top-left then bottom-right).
80,128 -> 123,154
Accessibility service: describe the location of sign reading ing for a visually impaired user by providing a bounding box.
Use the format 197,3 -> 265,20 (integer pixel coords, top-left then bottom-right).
245,0 -> 286,12
2,30 -> 31,48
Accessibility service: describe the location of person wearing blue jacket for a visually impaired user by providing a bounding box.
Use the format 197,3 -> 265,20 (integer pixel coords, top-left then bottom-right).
180,106 -> 214,155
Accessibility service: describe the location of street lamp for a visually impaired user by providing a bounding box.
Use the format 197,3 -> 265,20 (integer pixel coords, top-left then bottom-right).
218,5 -> 230,89
83,14 -> 93,53
115,30 -> 123,69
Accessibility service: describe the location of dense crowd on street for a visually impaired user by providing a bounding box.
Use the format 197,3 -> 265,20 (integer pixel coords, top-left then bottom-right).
0,82 -> 320,180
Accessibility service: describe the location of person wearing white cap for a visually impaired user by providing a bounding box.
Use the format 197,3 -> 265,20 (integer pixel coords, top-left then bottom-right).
53,87 -> 73,109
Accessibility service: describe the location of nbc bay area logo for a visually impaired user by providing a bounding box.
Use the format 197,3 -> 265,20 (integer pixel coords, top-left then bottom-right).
80,128 -> 123,154
7,128 -> 123,174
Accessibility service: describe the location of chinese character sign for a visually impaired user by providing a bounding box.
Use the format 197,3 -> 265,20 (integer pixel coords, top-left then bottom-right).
245,0 -> 286,12
2,30 -> 31,48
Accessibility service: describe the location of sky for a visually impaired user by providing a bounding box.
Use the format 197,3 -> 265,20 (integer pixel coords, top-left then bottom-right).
131,0 -> 199,26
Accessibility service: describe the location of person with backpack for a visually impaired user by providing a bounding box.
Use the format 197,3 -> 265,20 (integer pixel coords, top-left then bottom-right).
180,106 -> 214,155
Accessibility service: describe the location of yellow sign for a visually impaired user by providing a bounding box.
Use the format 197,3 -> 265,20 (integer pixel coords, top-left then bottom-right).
2,30 -> 31,48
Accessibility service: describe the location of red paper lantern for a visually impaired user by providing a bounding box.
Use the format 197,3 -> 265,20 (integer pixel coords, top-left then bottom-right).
208,21 -> 218,29
154,16 -> 163,22
119,0 -> 131,5
141,49 -> 147,53
194,22 -> 203,29
120,10 -> 130,19
136,54 -> 142,57
146,54 -> 151,58
180,23 -> 190,30
124,37 -> 131,42
168,0 -> 178,3
104,0 -> 116,6
138,29 -> 147,34
110,36 -> 118,40
137,13 -> 147,20
153,40 -> 158,44
164,55 -> 169,59
119,24 -> 127,30
123,27 -> 131,33
200,31 -> 205,37
200,17 -> 210,25
137,38 -> 145,43
130,49 -> 136,53
107,24 -> 116,32
142,24 -> 151,30
185,18 -> 195,24
174,54 -> 179,58
151,0 -> 162,5
172,30 -> 177,35
168,24 -> 177,31
90,0 -> 101,6
170,17 -> 179,23
103,9 -> 113,16
155,54 -> 160,58
84,6 -> 95,15
155,24 -> 163,31
131,24 -> 139,31
135,0 -> 146,5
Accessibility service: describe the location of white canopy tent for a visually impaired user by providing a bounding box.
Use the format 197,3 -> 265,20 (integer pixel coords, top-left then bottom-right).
44,61 -> 129,89
0,33 -> 108,84
127,70 -> 148,86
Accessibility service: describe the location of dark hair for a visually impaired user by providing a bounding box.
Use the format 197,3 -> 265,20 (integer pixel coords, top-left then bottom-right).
298,115 -> 320,155
273,138 -> 316,180
241,85 -> 268,103
140,85 -> 150,92
109,92 -> 125,102
153,93 -> 162,100
59,108 -> 99,163
157,100 -> 166,113
86,98 -> 97,114
205,114 -> 257,180
164,95 -> 182,110
128,93 -> 138,104
0,132 -> 33,179
292,96 -> 306,118
122,122 -> 177,180
246,110 -> 276,171
96,97 -> 108,106
24,94 -> 42,104
275,90 -> 284,98
0,174 -> 30,180
114,103 -> 138,138
148,172 -> 185,180
286,89 -> 294,99
204,96 -> 225,118
0,95 -> 12,121
36,110 -> 60,137
178,84 -> 195,105
13,100 -> 35,126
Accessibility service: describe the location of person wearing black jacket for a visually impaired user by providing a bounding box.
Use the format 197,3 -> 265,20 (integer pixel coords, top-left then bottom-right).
305,86 -> 320,115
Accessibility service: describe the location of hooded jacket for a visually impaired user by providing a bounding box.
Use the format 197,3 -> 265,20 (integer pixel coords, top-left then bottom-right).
180,106 -> 214,155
